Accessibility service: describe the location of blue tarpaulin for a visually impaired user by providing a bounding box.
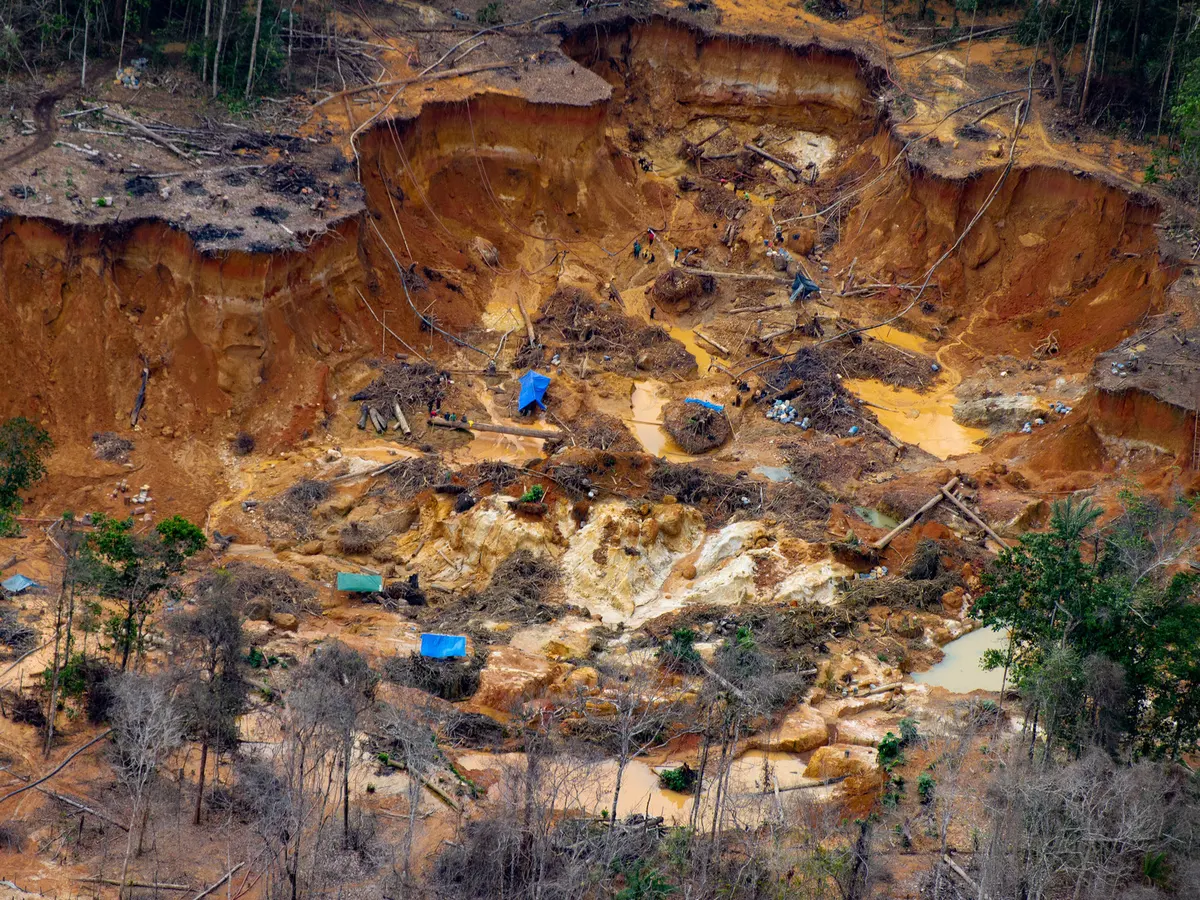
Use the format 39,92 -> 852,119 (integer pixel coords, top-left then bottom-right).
1,574 -> 42,594
336,572 -> 383,592
420,633 -> 468,659
517,370 -> 551,412
685,398 -> 725,413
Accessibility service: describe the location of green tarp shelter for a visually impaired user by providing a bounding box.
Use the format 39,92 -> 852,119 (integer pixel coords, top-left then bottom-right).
337,572 -> 383,592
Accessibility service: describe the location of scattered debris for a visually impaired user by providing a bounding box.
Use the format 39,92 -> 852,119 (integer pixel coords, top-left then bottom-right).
92,431 -> 134,462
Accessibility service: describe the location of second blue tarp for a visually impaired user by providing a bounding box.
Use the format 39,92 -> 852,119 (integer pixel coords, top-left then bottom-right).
517,370 -> 551,412
420,633 -> 468,658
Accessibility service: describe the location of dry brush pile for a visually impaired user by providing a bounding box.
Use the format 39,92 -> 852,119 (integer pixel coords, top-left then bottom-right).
530,287 -> 696,374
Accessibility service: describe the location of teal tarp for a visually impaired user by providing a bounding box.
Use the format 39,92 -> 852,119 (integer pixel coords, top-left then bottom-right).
337,572 -> 383,592
421,633 -> 467,658
1,574 -> 42,593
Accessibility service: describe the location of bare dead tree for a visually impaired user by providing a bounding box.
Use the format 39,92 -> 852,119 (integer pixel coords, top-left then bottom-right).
109,673 -> 182,898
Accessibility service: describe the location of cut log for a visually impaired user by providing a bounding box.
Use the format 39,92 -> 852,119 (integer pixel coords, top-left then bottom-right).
871,477 -> 959,551
939,485 -> 1008,548
368,407 -> 387,434
516,294 -> 536,346
692,329 -> 729,356
393,402 -> 411,435
428,417 -> 565,441
852,681 -> 903,697
357,403 -> 370,430
743,143 -> 802,177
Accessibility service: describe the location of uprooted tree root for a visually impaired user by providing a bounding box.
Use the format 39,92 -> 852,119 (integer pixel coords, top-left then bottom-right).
662,401 -> 732,454
194,561 -> 319,615
338,520 -> 386,555
648,460 -> 829,531
474,550 -> 563,617
762,346 -> 870,432
373,455 -> 447,499
533,287 -> 696,373
92,431 -> 134,462
384,651 -> 486,702
351,360 -> 447,422
263,479 -> 332,537
639,599 -> 857,671
649,268 -> 716,309
546,410 -> 641,455
827,334 -> 936,390
839,572 -> 960,611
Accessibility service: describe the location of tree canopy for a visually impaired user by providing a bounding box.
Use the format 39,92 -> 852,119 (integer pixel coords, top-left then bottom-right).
0,417 -> 52,536
976,490 -> 1200,759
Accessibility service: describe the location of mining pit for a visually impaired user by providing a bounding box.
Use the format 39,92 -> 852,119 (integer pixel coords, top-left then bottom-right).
0,4 -> 1196,898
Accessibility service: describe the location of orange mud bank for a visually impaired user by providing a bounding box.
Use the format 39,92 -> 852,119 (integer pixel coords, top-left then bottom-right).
0,14 -> 1187,519
1089,387 -> 1194,459
0,215 -> 367,444
837,137 -> 1172,363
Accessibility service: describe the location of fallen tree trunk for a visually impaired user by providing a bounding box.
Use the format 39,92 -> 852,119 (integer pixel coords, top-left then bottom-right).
76,877 -> 192,891
692,329 -> 729,356
428,417 -> 565,441
189,862 -> 245,900
0,730 -> 112,807
871,477 -> 959,550
895,24 -> 1016,59
516,294 -> 536,346
38,788 -> 129,831
939,485 -> 1008,548
743,142 -> 802,177
941,854 -> 983,896
130,366 -> 149,427
676,264 -> 789,284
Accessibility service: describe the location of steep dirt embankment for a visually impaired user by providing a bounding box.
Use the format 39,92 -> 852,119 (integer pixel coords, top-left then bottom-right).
562,17 -> 877,132
356,91 -> 638,325
0,215 -> 367,447
839,134 -> 1172,362
1088,388 -> 1193,457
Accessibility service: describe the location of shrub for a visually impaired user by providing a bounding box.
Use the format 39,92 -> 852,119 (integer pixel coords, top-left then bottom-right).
232,432 -> 256,455
476,1 -> 503,25
917,772 -> 936,804
659,628 -> 702,674
519,484 -> 546,504
657,763 -> 697,793
878,732 -> 903,770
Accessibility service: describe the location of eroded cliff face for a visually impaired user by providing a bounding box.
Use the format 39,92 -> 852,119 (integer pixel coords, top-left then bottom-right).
839,135 -> 1169,361
562,18 -> 877,132
0,215 -> 369,445
0,15 -> 1182,515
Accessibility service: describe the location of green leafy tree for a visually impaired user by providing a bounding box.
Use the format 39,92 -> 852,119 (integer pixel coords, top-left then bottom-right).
0,417 -> 52,536
84,513 -> 206,671
976,493 -> 1200,759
